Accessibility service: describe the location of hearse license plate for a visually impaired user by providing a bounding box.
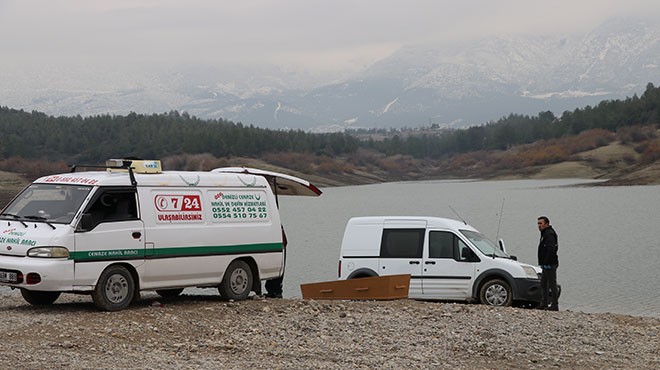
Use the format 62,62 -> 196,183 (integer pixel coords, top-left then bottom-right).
0,271 -> 18,283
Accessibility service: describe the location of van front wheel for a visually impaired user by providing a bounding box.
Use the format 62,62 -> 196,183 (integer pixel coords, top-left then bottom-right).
218,260 -> 252,301
92,266 -> 135,311
21,289 -> 61,305
479,279 -> 512,307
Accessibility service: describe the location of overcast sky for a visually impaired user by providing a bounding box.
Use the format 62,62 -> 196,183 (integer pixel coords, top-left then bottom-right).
2,0 -> 660,78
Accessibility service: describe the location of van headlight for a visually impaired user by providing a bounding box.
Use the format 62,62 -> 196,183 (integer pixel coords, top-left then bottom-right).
522,266 -> 539,279
27,247 -> 70,258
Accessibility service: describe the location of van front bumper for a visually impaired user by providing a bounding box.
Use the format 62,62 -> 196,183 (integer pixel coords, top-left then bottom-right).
0,256 -> 75,291
513,278 -> 561,303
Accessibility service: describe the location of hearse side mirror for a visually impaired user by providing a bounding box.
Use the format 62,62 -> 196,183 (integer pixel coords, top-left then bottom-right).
78,213 -> 95,231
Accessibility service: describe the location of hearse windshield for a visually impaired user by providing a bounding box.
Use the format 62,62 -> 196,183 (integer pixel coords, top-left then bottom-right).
460,229 -> 509,258
1,183 -> 92,224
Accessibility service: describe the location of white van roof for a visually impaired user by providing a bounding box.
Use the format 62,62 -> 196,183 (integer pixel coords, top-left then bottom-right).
34,170 -> 269,189
34,167 -> 322,198
347,216 -> 478,232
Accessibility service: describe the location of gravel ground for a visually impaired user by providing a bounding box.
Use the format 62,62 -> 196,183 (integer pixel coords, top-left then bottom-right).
0,291 -> 658,370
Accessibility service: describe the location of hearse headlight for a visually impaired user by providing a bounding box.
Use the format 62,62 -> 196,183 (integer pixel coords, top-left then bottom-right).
522,266 -> 539,279
27,247 -> 70,258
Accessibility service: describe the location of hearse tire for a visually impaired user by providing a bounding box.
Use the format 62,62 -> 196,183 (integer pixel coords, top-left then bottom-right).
156,288 -> 184,298
479,279 -> 513,307
20,289 -> 61,305
92,265 -> 135,311
218,260 -> 252,301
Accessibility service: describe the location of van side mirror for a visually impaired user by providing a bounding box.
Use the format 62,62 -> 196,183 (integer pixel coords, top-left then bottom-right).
78,213 -> 94,231
510,255 -> 517,261
498,239 -> 507,253
460,248 -> 479,262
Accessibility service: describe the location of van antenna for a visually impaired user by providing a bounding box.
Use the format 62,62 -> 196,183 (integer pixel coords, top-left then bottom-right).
496,197 -> 505,241
448,205 -> 467,225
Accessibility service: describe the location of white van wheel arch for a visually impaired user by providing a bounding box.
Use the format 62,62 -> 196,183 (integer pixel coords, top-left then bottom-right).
347,269 -> 378,279
479,279 -> 513,307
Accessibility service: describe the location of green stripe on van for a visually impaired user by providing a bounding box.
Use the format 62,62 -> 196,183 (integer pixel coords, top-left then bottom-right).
69,242 -> 283,261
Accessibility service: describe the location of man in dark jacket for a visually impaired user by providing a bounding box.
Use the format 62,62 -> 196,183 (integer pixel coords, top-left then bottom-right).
537,216 -> 559,311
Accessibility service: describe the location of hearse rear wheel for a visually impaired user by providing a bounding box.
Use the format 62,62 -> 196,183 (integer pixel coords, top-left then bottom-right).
218,260 -> 252,301
92,265 -> 135,311
480,279 -> 513,307
20,289 -> 61,305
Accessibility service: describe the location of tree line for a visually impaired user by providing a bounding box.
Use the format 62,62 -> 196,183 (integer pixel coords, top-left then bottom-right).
362,82 -> 660,158
1,83 -> 659,164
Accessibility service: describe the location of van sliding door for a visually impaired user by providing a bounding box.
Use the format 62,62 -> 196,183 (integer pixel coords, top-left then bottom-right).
378,228 -> 424,298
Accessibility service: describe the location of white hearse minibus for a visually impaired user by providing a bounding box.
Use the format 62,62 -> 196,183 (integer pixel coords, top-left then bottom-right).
0,159 -> 321,311
338,216 -> 553,307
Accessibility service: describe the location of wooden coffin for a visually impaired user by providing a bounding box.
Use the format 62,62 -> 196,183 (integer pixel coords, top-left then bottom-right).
300,274 -> 410,300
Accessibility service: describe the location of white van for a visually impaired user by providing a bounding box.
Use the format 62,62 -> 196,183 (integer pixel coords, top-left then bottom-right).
0,159 -> 321,311
338,216 -> 551,307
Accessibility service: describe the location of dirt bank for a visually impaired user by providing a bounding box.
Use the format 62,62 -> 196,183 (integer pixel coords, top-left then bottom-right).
0,292 -> 658,369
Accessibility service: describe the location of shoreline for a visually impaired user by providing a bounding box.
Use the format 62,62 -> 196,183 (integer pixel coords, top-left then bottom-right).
1,292 -> 658,369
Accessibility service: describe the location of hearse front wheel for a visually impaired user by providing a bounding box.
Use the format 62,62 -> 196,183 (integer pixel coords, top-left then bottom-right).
21,289 -> 61,305
92,265 -> 135,311
218,260 -> 252,301
479,279 -> 513,307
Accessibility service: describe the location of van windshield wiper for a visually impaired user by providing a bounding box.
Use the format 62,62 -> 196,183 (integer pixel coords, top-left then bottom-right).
0,213 -> 28,227
22,215 -> 57,230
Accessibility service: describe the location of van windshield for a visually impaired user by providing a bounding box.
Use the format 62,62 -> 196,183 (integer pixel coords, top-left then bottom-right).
1,183 -> 92,224
459,230 -> 509,258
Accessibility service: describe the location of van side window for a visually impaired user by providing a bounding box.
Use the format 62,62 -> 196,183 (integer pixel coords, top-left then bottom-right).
86,189 -> 138,225
380,229 -> 424,258
429,231 -> 455,258
429,231 -> 473,262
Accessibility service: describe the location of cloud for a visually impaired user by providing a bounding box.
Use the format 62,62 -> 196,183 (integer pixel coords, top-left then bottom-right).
1,0 -> 660,74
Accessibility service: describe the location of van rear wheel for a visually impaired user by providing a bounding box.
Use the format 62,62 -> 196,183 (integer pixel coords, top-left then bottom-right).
479,279 -> 512,307
218,260 -> 252,301
92,265 -> 135,311
20,289 -> 61,305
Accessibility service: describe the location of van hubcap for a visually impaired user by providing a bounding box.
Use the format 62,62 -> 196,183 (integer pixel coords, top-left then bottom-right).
230,268 -> 249,294
105,274 -> 129,303
485,284 -> 508,306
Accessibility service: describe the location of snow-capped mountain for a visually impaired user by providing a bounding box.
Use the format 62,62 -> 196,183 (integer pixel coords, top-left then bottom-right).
1,17 -> 659,131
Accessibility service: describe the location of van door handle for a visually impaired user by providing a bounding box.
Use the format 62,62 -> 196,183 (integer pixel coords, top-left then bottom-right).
409,261 -> 420,265
132,232 -> 142,239
425,261 -> 436,265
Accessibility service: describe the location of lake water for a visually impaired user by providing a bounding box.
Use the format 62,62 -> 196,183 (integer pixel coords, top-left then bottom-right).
278,179 -> 660,318
1,179 -> 658,318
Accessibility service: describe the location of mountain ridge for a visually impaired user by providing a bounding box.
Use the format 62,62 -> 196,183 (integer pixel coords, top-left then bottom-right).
1,17 -> 659,131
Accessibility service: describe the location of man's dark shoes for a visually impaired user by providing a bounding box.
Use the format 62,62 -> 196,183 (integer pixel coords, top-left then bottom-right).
548,305 -> 559,311
265,293 -> 283,298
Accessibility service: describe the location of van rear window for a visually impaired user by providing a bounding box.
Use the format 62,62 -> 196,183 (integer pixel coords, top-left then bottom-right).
380,229 -> 425,258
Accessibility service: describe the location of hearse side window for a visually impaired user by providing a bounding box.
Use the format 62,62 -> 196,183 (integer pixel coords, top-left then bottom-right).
380,229 -> 424,259
85,189 -> 138,225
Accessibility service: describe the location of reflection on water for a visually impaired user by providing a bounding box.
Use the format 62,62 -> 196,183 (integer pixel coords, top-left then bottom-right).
1,179 -> 658,318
